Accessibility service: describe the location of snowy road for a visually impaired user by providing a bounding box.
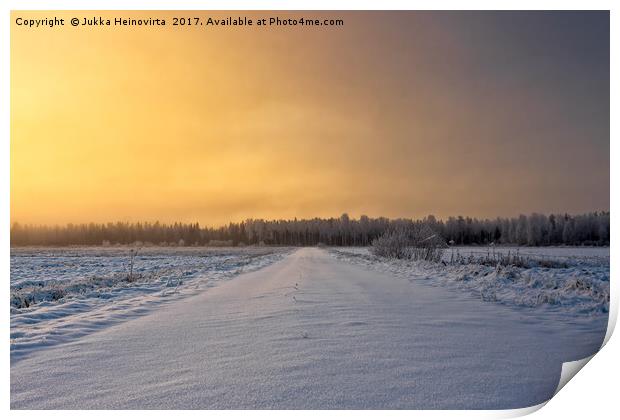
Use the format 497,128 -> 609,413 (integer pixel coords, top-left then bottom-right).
10,248 -> 606,409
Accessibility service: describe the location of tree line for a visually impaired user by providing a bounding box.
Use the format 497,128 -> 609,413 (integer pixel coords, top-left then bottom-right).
10,211 -> 609,247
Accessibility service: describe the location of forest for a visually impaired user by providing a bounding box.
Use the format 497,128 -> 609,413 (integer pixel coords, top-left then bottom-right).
10,212 -> 609,247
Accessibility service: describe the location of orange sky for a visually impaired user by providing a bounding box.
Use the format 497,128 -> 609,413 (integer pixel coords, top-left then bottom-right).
11,11 -> 609,226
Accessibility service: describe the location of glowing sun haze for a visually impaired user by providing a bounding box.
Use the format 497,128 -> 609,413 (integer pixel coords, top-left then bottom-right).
11,11 -> 609,226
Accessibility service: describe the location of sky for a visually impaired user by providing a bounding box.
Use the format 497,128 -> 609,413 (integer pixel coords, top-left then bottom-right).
11,11 -> 609,226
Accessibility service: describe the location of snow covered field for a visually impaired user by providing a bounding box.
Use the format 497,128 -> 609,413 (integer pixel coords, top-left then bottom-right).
10,247 -> 609,409
10,247 -> 292,360
446,246 -> 609,264
338,245 -> 610,261
330,246 -> 610,316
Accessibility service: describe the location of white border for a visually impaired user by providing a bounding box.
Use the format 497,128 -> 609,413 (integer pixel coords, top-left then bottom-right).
2,2 -> 616,419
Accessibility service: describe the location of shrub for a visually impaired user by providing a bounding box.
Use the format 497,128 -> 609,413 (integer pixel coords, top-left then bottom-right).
371,223 -> 446,262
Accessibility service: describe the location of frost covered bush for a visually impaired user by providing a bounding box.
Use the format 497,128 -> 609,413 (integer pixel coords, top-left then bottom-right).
447,249 -> 569,269
371,229 -> 411,259
371,224 -> 446,262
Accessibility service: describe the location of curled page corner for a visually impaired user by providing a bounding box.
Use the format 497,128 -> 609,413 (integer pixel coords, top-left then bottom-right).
554,355 -> 595,397
496,401 -> 548,419
602,300 -> 617,347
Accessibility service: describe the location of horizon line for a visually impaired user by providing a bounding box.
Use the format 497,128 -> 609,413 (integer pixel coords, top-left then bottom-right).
10,209 -> 611,229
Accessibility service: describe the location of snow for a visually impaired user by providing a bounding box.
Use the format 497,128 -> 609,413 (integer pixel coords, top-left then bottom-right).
338,245 -> 610,261
11,247 -> 607,409
10,247 -> 292,360
329,247 -> 610,316
445,246 -> 609,264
